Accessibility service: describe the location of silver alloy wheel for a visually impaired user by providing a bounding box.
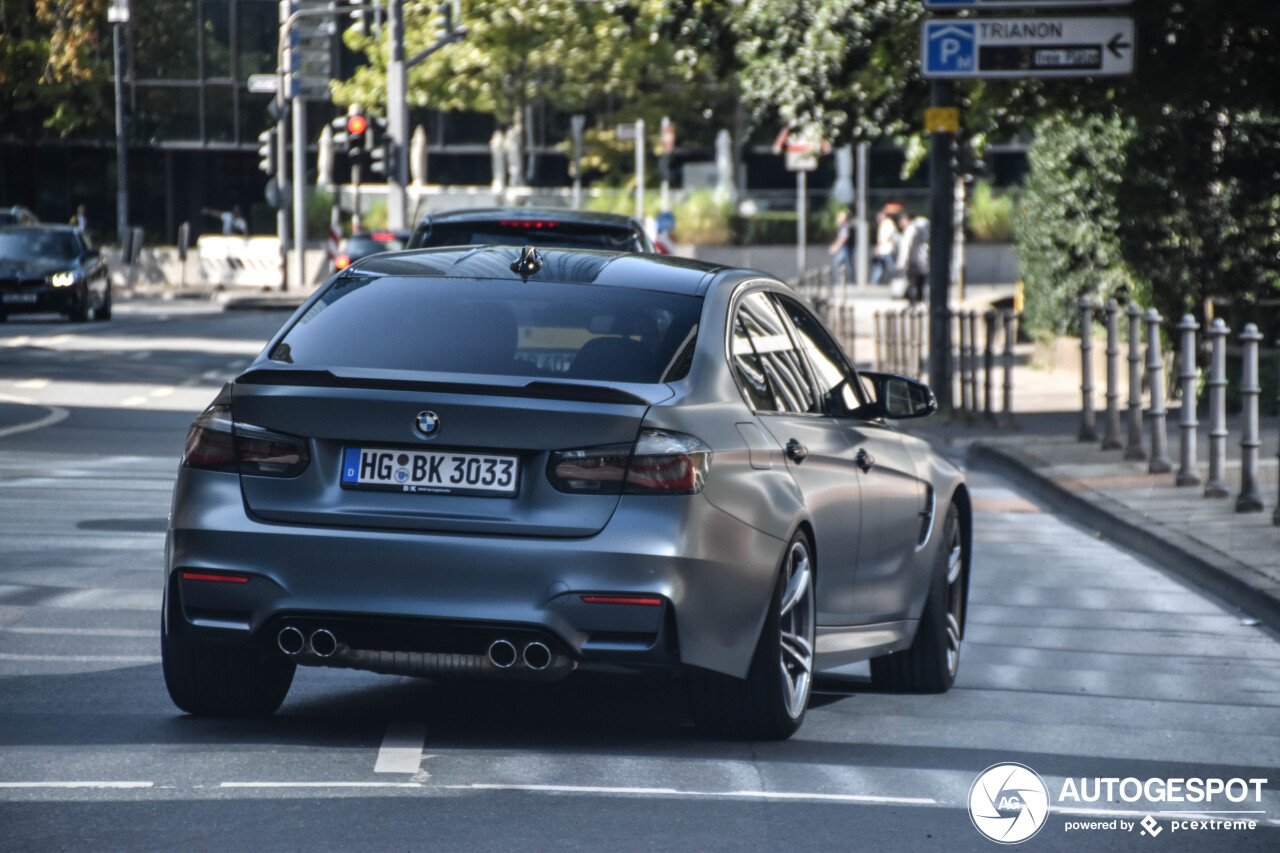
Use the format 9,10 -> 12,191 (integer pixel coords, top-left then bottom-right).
778,538 -> 815,719
944,519 -> 964,678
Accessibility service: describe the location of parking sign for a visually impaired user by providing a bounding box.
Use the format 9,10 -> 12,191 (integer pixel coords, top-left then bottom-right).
926,23 -> 977,75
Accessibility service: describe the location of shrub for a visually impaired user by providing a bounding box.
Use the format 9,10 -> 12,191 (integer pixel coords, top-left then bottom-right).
967,181 -> 1014,243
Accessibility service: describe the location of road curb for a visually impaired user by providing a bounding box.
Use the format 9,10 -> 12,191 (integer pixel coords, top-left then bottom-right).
966,441 -> 1280,635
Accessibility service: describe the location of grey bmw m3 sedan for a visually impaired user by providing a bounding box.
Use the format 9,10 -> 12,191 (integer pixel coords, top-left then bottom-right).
163,245 -> 970,740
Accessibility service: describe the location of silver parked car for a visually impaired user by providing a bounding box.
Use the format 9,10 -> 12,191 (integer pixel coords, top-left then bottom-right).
163,246 -> 970,739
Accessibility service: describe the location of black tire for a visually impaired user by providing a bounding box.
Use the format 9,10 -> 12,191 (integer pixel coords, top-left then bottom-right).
67,286 -> 89,322
870,503 -> 965,693
92,285 -> 112,321
690,531 -> 816,740
162,622 -> 295,717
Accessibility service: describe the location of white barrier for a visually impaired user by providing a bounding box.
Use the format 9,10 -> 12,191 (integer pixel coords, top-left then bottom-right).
197,236 -> 282,288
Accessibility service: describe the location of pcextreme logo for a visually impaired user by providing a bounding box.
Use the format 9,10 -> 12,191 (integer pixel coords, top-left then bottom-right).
969,763 -> 1050,844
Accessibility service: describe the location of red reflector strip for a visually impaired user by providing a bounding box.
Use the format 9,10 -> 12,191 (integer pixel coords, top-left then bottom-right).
181,572 -> 249,584
581,595 -> 663,606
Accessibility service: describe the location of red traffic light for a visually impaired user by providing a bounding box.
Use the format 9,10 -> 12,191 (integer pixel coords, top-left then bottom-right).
347,115 -> 368,135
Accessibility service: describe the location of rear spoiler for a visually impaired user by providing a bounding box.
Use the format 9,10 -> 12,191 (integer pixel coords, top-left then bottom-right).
236,368 -> 650,406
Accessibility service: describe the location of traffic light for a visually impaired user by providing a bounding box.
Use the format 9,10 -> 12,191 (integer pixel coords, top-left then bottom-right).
367,115 -> 394,178
257,128 -> 275,176
346,110 -> 369,170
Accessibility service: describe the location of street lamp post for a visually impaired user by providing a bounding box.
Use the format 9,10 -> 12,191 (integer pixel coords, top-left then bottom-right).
109,0 -> 130,248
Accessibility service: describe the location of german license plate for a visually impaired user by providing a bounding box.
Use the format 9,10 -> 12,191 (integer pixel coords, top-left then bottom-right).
2,293 -> 36,303
341,447 -> 519,496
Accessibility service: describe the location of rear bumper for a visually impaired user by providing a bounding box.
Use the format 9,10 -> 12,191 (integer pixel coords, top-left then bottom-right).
166,468 -> 785,678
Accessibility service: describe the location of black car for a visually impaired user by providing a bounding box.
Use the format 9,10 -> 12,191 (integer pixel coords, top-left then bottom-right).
0,225 -> 111,322
333,230 -> 411,273
409,207 -> 653,253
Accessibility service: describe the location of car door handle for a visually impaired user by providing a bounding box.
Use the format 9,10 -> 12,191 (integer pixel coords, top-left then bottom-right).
855,448 -> 875,472
785,439 -> 809,462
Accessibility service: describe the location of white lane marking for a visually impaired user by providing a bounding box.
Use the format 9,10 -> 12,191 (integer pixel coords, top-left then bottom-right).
374,722 -> 427,774
447,784 -> 937,805
150,387 -> 175,398
13,379 -> 48,389
120,396 -> 147,407
222,782 -> 423,789
1,336 -> 32,348
0,394 -> 70,439
0,627 -> 155,637
0,653 -> 160,663
0,782 -> 154,789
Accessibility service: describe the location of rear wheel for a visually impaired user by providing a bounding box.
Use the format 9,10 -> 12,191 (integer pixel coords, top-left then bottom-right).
691,530 -> 815,740
870,503 -> 964,692
162,618 -> 295,717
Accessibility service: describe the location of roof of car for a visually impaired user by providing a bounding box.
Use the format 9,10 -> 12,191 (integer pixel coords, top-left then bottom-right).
347,245 -> 740,296
0,223 -> 79,233
416,207 -> 642,228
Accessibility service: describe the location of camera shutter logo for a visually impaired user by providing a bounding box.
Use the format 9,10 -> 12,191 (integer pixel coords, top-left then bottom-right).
969,763 -> 1050,844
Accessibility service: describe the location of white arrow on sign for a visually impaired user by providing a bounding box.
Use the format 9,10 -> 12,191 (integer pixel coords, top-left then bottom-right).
248,74 -> 279,94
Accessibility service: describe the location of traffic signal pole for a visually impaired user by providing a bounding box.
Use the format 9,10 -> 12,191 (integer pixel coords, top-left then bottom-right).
292,97 -> 308,291
927,80 -> 957,411
386,0 -> 408,229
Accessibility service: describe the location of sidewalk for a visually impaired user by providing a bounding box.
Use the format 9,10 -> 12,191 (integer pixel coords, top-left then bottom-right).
903,395 -> 1280,634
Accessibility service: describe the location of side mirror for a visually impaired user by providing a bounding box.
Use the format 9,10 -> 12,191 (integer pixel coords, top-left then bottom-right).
857,371 -> 937,420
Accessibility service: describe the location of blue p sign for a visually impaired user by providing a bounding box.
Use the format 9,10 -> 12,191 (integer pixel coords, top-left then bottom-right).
926,22 -> 976,75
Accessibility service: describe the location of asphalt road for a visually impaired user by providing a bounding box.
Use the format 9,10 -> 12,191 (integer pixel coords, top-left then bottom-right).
0,303 -> 1277,852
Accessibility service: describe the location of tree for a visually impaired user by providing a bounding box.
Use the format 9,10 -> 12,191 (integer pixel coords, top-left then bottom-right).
0,0 -> 109,137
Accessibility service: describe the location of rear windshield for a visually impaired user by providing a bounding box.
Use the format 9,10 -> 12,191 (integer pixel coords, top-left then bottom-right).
414,220 -> 646,252
274,276 -> 701,384
345,234 -> 406,253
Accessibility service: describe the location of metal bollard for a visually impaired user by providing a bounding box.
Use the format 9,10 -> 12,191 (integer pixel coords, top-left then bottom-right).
959,310 -> 973,416
1002,309 -> 1017,427
1235,324 -> 1264,513
1078,296 -> 1098,441
914,307 -> 926,381
1145,309 -> 1173,474
1175,314 -> 1201,486
899,309 -> 911,377
1101,299 -> 1124,449
983,309 -> 997,424
1124,302 -> 1147,461
1203,319 -> 1230,498
966,311 -> 980,421
873,311 -> 884,372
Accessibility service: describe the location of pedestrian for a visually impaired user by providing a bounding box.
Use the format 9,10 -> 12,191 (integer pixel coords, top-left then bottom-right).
897,211 -> 930,306
870,206 -> 901,286
202,205 -> 248,236
70,204 -> 88,234
828,209 -> 854,286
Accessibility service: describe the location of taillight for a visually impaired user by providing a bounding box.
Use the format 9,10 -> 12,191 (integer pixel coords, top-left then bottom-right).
547,429 -> 710,495
183,404 -> 310,477
334,253 -> 351,269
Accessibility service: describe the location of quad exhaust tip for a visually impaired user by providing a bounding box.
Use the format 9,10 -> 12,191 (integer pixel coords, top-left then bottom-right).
522,641 -> 552,671
310,629 -> 338,658
488,639 -> 518,668
277,626 -> 305,656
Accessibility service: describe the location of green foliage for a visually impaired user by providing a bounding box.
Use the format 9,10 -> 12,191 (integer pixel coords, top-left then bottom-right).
306,188 -> 335,235
1014,113 -> 1139,338
672,190 -> 731,244
967,181 -> 1014,244
0,0 -> 109,137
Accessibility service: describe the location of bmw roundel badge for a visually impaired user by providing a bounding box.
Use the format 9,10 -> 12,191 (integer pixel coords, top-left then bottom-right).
414,410 -> 440,438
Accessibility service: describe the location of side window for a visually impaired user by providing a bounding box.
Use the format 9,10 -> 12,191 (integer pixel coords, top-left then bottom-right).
730,292 -> 817,414
772,294 -> 867,415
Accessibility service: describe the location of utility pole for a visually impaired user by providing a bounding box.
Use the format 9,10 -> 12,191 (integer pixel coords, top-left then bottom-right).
386,0 -> 408,229
109,0 -> 130,247
927,81 -> 958,411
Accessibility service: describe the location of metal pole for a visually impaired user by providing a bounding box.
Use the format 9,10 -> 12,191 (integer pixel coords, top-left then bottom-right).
1101,298 -> 1123,449
112,21 -> 129,246
854,142 -> 869,289
874,311 -> 883,372
1145,309 -> 1173,474
571,115 -> 584,209
1124,302 -> 1147,461
1175,314 -> 1201,486
291,97 -> 307,291
659,116 -> 671,214
1001,309 -> 1016,427
1204,319 -> 1231,498
1274,333 -> 1280,525
1235,324 -> 1264,512
928,81 -> 956,411
1078,296 -> 1098,441
959,310 -> 972,417
983,309 -> 997,423
797,169 -> 807,279
635,118 -> 645,221
966,311 -> 979,420
914,307 -> 925,381
386,0 -> 408,229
